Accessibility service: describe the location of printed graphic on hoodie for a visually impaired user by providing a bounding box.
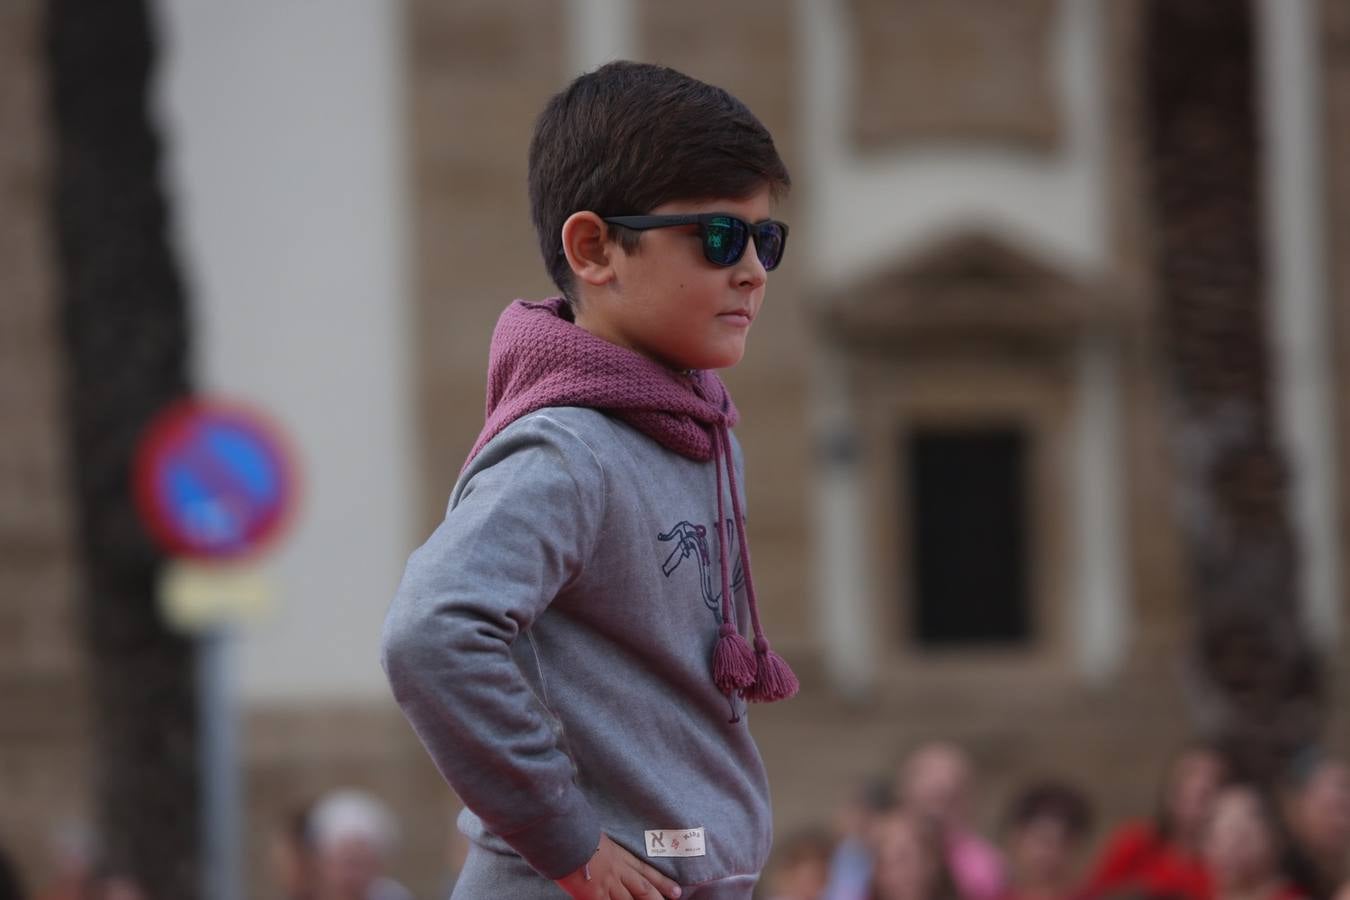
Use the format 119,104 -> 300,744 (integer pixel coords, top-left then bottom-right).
657,520 -> 744,621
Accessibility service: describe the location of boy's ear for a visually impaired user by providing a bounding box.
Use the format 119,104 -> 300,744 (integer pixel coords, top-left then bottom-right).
561,211 -> 617,288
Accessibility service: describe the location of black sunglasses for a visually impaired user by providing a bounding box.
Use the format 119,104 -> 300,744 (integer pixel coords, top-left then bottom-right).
602,213 -> 789,271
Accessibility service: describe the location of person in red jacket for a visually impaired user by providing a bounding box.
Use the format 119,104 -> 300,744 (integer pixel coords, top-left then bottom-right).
1079,743 -> 1228,900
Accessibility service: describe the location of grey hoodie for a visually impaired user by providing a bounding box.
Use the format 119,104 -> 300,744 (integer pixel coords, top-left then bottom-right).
380,406 -> 771,897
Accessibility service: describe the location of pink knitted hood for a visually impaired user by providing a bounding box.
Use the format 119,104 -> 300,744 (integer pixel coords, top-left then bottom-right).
464,297 -> 737,467
463,297 -> 798,706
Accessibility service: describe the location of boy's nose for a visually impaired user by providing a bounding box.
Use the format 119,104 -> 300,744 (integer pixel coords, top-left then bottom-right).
734,247 -> 768,290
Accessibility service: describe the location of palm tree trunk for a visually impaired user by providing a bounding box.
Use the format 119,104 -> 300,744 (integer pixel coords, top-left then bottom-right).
1142,0 -> 1323,779
45,0 -> 201,894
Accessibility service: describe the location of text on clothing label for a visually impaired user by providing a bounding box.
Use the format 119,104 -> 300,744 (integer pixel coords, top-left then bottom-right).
644,827 -> 706,858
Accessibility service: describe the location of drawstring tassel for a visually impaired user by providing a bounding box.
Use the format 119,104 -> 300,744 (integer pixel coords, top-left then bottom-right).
713,622 -> 757,693
714,422 -> 799,704
708,412 -> 756,696
746,636 -> 799,702
700,394 -> 800,706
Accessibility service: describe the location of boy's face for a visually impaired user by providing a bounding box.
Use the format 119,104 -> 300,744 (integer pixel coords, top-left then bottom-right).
577,186 -> 774,371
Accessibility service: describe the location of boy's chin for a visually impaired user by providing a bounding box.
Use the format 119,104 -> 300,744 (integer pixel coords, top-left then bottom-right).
685,341 -> 749,371
648,335 -> 749,371
680,350 -> 745,371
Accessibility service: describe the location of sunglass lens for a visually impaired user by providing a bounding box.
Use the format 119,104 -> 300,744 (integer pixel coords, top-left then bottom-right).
755,222 -> 786,271
703,216 -> 748,266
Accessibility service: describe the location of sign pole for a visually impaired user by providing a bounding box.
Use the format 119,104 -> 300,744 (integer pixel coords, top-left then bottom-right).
200,626 -> 241,900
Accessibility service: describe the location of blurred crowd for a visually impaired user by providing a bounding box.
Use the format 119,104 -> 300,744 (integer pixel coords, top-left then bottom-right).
763,741 -> 1350,900
0,819 -> 153,900
0,787 -> 423,900
1,741 -> 1345,900
265,789 -> 420,900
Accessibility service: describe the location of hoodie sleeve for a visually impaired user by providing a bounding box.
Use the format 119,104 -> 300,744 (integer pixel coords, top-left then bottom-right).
380,413 -> 606,880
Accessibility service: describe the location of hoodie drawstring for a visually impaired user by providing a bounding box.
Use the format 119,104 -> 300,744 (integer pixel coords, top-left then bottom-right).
710,430 -> 758,695
708,417 -> 799,705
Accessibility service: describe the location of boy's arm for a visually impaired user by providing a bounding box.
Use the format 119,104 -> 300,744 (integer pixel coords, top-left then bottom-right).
380,415 -> 606,881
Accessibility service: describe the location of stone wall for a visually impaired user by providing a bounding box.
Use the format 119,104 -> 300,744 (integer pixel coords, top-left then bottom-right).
1323,0 -> 1350,653
847,0 -> 1061,150
408,0 -> 566,531
0,0 -> 93,888
1319,0 -> 1350,750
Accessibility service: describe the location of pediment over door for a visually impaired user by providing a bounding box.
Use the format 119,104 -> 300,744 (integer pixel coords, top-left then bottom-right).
818,230 -> 1114,353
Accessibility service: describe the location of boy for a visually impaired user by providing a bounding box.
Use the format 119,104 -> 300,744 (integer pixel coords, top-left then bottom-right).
381,61 -> 797,900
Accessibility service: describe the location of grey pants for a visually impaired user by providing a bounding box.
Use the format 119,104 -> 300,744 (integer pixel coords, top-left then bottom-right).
451,844 -> 758,899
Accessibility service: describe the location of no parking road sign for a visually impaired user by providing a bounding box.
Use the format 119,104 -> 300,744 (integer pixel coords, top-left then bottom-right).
133,398 -> 299,900
134,398 -> 299,561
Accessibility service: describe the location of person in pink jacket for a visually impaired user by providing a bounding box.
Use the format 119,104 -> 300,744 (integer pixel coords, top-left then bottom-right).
899,743 -> 1007,900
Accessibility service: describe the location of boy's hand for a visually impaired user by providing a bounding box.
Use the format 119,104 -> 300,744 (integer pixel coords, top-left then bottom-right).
556,833 -> 683,899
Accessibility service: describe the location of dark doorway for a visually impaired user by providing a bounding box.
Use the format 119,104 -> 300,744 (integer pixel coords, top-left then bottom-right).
905,427 -> 1032,646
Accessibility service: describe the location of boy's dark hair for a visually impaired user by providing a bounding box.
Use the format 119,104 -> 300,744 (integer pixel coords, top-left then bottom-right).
528,60 -> 791,305
1003,779 -> 1095,840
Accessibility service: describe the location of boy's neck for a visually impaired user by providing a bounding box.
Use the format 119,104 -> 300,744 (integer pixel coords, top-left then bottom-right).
571,299 -> 701,378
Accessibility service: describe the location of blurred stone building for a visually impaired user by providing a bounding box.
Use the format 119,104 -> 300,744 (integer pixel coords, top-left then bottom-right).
3,1 -> 1350,896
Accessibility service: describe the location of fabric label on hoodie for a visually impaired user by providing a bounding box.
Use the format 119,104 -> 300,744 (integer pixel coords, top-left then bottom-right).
644,828 -> 706,858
